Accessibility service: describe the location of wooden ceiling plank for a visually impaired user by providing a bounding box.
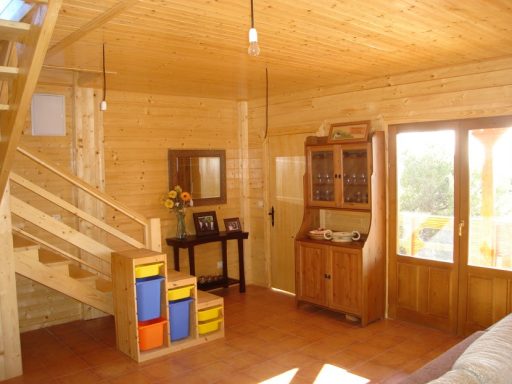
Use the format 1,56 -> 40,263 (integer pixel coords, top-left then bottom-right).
46,0 -> 140,56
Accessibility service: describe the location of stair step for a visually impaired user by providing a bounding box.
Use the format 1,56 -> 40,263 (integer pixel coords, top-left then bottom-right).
69,264 -> 96,281
96,278 -> 113,293
38,249 -> 70,264
39,249 -> 71,274
0,19 -> 30,42
13,234 -> 38,249
0,65 -> 19,80
12,234 -> 39,260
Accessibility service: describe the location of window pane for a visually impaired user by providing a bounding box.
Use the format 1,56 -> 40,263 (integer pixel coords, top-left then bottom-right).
468,128 -> 512,269
396,131 -> 455,262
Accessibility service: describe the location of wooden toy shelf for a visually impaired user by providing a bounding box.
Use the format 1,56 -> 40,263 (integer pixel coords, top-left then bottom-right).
112,249 -> 224,363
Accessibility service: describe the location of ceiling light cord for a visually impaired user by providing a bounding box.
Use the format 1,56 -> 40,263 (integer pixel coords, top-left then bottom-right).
248,0 -> 260,56
250,0 -> 255,28
100,43 -> 107,111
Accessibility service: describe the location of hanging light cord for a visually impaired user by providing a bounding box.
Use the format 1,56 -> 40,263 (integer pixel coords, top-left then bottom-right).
264,67 -> 269,139
102,43 -> 106,101
250,0 -> 255,28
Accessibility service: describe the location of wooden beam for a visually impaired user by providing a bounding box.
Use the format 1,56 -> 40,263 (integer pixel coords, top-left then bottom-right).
10,173 -> 145,249
0,19 -> 30,42
0,65 -> 19,80
10,196 -> 113,262
0,183 -> 22,380
46,0 -> 139,56
43,64 -> 117,75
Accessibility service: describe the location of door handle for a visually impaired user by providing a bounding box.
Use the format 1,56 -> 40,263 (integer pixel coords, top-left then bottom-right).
458,220 -> 465,237
268,206 -> 275,227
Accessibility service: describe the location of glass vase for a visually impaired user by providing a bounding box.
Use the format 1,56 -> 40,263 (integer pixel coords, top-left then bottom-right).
175,209 -> 187,239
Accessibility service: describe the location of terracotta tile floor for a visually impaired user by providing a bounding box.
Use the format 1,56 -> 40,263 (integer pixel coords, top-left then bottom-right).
3,285 -> 463,384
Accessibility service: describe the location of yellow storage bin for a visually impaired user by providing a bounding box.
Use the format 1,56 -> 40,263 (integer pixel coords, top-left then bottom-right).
167,285 -> 193,301
135,262 -> 164,279
197,306 -> 222,322
198,318 -> 222,335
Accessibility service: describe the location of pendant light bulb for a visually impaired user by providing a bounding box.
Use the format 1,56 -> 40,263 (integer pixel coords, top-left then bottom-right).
248,28 -> 260,56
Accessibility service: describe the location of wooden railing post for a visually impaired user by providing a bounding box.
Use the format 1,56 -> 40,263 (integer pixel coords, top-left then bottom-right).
0,182 -> 22,380
146,217 -> 162,252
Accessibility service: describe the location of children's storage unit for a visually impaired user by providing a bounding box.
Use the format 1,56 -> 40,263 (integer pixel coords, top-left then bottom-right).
112,249 -> 224,363
112,249 -> 170,362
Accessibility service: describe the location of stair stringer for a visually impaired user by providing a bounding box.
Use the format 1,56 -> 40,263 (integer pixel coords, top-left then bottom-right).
14,252 -> 113,315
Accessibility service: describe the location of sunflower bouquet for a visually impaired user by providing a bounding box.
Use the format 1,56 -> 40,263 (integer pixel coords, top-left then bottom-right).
163,185 -> 193,211
163,185 -> 193,239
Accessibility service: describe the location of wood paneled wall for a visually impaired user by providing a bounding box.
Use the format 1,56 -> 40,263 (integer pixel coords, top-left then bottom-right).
103,90 -> 243,279
247,55 -> 512,297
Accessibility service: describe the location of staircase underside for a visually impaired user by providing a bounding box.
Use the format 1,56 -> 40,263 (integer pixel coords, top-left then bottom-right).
13,236 -> 113,315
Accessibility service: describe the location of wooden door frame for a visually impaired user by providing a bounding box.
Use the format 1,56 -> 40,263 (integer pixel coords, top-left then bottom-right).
389,115 -> 512,334
456,115 -> 512,334
264,132 -> 312,291
387,121 -> 461,333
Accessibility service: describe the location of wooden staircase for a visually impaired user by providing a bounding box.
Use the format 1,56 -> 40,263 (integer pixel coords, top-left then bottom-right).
13,235 -> 114,314
0,0 -> 63,202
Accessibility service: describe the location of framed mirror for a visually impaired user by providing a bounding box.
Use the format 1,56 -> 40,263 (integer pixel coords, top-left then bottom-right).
168,149 -> 226,206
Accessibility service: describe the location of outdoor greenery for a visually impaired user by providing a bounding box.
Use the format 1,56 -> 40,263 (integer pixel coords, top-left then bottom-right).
399,147 -> 454,216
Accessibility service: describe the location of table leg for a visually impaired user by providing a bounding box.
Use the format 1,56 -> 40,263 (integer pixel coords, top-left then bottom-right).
221,240 -> 228,288
173,246 -> 180,271
237,238 -> 245,293
188,246 -> 195,276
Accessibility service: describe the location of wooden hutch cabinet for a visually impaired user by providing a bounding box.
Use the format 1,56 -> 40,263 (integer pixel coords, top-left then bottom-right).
295,130 -> 385,326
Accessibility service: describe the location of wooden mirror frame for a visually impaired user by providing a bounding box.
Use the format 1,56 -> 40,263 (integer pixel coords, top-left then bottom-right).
168,149 -> 226,206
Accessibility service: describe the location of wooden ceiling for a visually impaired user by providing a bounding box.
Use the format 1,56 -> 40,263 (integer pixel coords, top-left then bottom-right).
41,0 -> 512,100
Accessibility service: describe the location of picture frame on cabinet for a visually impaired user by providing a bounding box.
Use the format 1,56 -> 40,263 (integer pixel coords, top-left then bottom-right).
193,211 -> 219,236
224,217 -> 242,233
328,121 -> 369,143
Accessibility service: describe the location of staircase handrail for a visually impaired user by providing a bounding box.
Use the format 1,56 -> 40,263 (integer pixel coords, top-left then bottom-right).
10,172 -> 146,249
15,146 -> 160,247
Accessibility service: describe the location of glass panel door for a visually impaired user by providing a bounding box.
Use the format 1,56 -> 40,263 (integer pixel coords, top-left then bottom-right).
342,148 -> 369,207
396,130 -> 455,262
309,148 -> 335,204
468,128 -> 512,270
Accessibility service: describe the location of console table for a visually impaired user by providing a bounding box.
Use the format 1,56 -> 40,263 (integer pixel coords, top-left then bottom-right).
165,231 -> 249,292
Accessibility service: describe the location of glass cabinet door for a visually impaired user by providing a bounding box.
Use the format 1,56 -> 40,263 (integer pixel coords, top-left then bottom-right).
341,146 -> 370,209
308,147 -> 336,206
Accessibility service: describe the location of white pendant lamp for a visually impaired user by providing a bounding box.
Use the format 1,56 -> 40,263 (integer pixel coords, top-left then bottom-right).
248,0 -> 260,56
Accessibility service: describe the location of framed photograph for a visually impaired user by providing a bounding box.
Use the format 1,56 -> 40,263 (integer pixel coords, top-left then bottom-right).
328,121 -> 369,143
193,211 -> 219,236
224,217 -> 242,233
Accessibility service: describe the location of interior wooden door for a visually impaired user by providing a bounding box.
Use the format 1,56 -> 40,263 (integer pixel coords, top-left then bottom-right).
388,124 -> 460,333
268,133 -> 309,293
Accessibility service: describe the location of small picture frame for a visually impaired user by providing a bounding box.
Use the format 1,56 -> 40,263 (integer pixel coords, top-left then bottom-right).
224,217 -> 242,233
328,121 -> 369,143
193,211 -> 219,236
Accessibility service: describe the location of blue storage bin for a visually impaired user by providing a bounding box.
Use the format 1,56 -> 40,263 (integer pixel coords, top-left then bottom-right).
136,275 -> 164,321
169,297 -> 193,341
